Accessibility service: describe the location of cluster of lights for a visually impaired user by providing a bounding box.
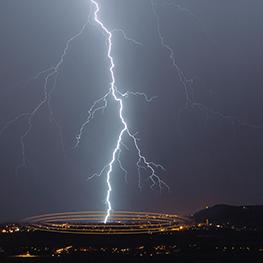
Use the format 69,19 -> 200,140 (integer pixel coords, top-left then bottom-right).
24,211 -> 188,235
1,226 -> 20,234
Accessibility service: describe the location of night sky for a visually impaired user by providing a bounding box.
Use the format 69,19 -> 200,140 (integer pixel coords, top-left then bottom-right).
1,0 -> 263,222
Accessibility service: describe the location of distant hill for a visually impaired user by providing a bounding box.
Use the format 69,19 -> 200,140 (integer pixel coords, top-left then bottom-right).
193,204 -> 263,229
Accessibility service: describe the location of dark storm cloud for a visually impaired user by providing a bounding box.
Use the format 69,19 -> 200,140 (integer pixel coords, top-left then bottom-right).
0,0 -> 263,222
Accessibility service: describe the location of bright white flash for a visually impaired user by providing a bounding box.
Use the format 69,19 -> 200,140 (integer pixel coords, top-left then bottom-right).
91,0 -> 128,223
0,0 -> 168,225
87,0 -> 169,223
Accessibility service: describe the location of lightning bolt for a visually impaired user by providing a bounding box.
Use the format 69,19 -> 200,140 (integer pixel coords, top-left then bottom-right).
151,0 -> 263,130
0,24 -> 88,174
76,0 -> 169,223
0,0 -> 167,224
151,0 -> 194,114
